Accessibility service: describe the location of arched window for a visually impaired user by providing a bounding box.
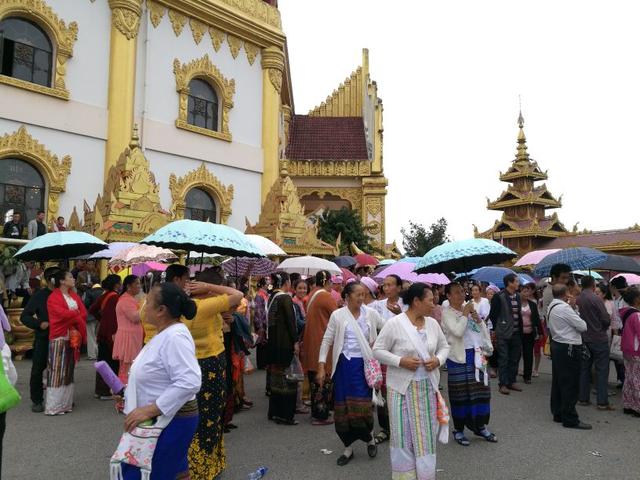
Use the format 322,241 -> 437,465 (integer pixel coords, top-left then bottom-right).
187,78 -> 219,132
0,17 -> 53,87
0,158 -> 45,224
185,187 -> 217,223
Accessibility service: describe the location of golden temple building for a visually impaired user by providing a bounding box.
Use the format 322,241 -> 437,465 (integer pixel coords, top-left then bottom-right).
477,113 -> 640,260
0,0 -> 388,256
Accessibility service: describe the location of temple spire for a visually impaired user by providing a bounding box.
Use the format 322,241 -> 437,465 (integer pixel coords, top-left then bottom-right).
515,109 -> 529,162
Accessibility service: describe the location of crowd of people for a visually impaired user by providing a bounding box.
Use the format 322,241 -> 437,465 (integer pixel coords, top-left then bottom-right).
0,256 -> 638,479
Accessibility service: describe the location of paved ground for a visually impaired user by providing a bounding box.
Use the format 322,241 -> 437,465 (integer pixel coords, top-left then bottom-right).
4,355 -> 639,480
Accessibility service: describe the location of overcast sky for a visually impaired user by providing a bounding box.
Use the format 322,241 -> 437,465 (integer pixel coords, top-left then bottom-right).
280,0 -> 640,246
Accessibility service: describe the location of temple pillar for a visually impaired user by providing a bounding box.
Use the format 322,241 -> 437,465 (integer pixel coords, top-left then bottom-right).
362,176 -> 388,251
260,46 -> 285,204
105,0 -> 142,182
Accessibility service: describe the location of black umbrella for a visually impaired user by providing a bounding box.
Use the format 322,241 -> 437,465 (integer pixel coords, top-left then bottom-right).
593,254 -> 640,274
333,256 -> 357,268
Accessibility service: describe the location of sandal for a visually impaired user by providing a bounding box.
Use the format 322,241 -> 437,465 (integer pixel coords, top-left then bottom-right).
453,431 -> 470,446
275,417 -> 299,426
475,429 -> 498,443
374,431 -> 389,445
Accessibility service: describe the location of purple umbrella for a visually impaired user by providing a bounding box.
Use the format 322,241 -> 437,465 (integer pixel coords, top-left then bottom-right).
373,262 -> 450,285
222,257 -> 277,277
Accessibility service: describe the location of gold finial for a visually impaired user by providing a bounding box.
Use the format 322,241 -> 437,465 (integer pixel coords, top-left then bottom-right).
130,124 -> 140,149
280,159 -> 289,177
515,103 -> 529,162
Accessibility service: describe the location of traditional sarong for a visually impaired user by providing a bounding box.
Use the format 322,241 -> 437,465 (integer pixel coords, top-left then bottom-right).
122,400 -> 199,480
388,378 -> 438,480
333,355 -> 373,446
45,336 -> 75,415
623,357 -> 640,412
188,354 -> 227,480
446,348 -> 491,433
268,364 -> 298,421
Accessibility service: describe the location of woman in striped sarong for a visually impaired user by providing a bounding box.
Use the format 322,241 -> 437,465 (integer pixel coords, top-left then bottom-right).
374,283 -> 450,480
317,282 -> 380,466
441,282 -> 496,447
45,270 -> 87,416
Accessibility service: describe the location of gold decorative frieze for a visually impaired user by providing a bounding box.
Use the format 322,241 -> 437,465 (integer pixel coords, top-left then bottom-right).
227,34 -> 242,59
209,26 -> 225,51
0,0 -> 78,100
216,0 -> 282,29
168,8 -> 187,36
189,17 -> 206,44
0,126 -> 71,224
286,160 -> 372,177
147,0 -> 165,28
169,163 -> 234,224
244,41 -> 259,65
173,54 -> 235,142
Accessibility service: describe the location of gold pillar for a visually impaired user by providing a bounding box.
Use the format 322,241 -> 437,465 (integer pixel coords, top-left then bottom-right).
105,0 -> 143,180
260,46 -> 285,203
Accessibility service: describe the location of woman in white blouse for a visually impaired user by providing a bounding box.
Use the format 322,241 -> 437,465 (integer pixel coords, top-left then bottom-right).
111,283 -> 202,480
317,282 -> 380,467
373,283 -> 450,480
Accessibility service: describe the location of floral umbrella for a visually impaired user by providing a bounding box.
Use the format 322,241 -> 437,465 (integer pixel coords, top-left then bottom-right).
109,244 -> 177,268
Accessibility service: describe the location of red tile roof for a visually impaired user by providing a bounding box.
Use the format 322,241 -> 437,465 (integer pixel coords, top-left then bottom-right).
286,115 -> 369,161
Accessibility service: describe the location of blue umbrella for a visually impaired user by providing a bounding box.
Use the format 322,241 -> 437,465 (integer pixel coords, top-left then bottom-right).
414,239 -> 517,274
472,267 -> 516,287
398,257 -> 423,264
14,231 -> 107,261
140,220 -> 263,257
519,273 -> 535,285
333,256 -> 357,268
533,247 -> 607,277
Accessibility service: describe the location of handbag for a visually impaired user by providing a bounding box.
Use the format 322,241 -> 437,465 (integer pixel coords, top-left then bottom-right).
285,355 -> 305,382
363,357 -> 383,389
610,335 -> 623,362
0,353 -> 20,414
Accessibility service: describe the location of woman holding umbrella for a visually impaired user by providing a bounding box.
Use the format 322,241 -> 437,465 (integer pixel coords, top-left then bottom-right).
45,270 -> 87,415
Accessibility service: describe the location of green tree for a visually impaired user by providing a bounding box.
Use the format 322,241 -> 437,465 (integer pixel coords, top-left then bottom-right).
401,218 -> 450,257
317,207 -> 373,255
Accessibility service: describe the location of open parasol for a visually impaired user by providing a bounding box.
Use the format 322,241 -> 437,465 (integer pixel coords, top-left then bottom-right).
277,256 -> 341,276
109,244 -> 177,268
415,239 -> 517,274
14,231 -> 107,261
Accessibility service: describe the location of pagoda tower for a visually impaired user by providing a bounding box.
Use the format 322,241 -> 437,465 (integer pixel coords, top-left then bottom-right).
476,112 -> 568,254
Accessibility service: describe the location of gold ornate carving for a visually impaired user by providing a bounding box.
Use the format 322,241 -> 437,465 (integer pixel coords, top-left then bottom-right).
261,46 -> 284,93
147,0 -> 165,28
244,41 -> 259,65
297,188 -> 363,213
189,17 -> 206,44
247,172 -> 338,257
173,54 -> 235,142
268,69 -> 282,93
366,197 -> 382,216
82,126 -> 170,241
209,26 -> 225,52
286,160 -> 372,177
216,0 -> 282,29
0,0 -> 78,100
227,34 -> 242,59
169,163 -> 234,224
309,66 -> 363,117
0,126 -> 71,224
168,8 -> 187,36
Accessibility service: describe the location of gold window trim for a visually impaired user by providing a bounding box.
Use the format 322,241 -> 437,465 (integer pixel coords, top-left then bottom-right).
0,0 -> 78,100
0,126 -> 72,224
173,54 -> 235,142
169,162 -> 234,224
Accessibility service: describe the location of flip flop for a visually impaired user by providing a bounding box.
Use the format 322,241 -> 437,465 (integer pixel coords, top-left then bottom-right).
374,431 -> 389,445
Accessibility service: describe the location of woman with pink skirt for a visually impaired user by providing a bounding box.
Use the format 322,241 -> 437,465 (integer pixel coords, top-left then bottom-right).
113,275 -> 143,384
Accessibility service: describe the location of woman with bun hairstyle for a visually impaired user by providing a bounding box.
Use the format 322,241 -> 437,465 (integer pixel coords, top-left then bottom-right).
317,282 -> 381,466
301,270 -> 338,425
266,271 -> 300,425
185,269 -> 243,480
373,282 -> 450,480
113,283 -> 202,479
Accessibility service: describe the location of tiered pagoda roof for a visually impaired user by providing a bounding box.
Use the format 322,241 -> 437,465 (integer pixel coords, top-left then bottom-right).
477,113 -> 568,251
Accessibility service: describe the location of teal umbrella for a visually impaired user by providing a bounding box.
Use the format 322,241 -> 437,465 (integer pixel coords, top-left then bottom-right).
14,231 -> 107,261
415,239 -> 517,274
140,219 -> 263,257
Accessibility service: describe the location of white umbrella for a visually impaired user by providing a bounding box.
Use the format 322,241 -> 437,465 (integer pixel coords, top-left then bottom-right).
277,256 -> 341,276
246,234 -> 286,257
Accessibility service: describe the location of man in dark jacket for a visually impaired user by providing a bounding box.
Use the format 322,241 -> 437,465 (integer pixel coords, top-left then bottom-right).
2,212 -> 23,239
489,273 -> 523,395
20,267 -> 59,412
576,275 -> 612,410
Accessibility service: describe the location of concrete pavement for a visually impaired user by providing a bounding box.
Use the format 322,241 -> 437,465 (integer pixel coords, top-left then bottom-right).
4,355 -> 639,479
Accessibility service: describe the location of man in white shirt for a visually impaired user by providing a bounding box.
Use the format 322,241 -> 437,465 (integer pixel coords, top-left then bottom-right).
547,284 -> 591,430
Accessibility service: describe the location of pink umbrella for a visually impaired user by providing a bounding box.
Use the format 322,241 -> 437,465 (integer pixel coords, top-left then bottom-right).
354,253 -> 379,267
373,262 -> 449,285
514,249 -> 561,267
340,268 -> 357,283
109,244 -> 177,268
612,273 -> 640,286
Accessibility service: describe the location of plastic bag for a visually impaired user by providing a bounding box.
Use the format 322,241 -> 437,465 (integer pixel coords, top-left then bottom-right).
244,356 -> 255,375
285,355 -> 304,382
610,335 -> 623,362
